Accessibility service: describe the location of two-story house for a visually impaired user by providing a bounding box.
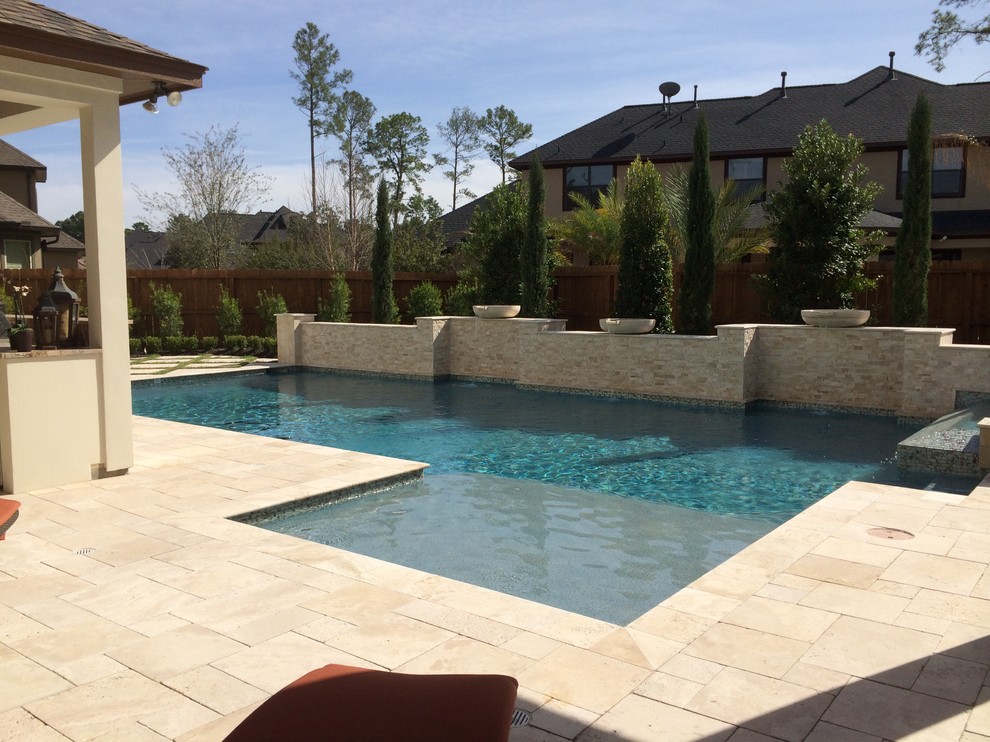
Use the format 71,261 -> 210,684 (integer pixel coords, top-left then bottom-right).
509,56 -> 990,262
0,139 -> 84,269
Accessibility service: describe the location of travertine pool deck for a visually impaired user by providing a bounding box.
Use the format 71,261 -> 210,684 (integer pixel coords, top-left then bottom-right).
3,388 -> 990,739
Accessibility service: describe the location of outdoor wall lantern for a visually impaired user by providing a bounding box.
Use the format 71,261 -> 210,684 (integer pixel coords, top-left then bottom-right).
48,267 -> 80,348
32,291 -> 57,350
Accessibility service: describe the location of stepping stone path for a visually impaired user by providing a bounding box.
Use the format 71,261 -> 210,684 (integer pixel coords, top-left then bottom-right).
130,354 -> 275,377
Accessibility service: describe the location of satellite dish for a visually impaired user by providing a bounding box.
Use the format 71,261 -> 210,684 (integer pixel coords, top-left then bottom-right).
658,81 -> 681,98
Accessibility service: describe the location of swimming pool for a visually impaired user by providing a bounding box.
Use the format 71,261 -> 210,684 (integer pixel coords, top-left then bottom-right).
132,370 -> 975,622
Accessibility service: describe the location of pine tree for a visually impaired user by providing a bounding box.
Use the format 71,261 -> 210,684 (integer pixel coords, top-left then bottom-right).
893,94 -> 933,327
678,114 -> 716,335
520,155 -> 550,317
615,157 -> 673,332
371,179 -> 398,323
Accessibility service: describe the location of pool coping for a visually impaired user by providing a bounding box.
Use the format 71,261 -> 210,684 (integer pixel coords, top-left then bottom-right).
5,410 -> 990,739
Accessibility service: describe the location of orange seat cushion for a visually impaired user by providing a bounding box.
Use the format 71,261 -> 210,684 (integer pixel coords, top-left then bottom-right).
0,499 -> 20,540
224,663 -> 518,742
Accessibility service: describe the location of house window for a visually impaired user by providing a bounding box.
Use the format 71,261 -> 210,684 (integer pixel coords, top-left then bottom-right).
899,146 -> 965,198
725,157 -> 765,201
564,165 -> 614,210
2,240 -> 31,269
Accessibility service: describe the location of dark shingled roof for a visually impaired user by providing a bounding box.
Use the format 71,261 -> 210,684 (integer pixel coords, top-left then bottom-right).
0,140 -> 45,180
0,190 -> 57,235
124,230 -> 168,269
511,66 -> 990,168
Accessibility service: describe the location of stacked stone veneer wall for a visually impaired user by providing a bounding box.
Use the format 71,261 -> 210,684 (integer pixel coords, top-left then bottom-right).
278,315 -> 990,420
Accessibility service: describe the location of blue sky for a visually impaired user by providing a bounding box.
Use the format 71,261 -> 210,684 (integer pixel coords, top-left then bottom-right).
7,0 -> 990,227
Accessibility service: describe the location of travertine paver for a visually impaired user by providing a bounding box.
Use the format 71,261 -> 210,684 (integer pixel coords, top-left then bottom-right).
1,381 -> 989,739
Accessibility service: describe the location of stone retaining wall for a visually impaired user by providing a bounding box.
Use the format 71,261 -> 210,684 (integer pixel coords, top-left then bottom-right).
278,315 -> 990,419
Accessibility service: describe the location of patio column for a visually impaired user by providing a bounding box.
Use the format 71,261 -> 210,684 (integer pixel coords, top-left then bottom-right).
79,94 -> 132,475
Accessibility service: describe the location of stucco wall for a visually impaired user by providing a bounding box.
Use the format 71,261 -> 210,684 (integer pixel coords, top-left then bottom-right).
279,316 -> 990,419
0,351 -> 102,492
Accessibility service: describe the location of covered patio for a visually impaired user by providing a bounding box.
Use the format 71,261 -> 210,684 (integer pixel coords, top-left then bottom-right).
0,0 -> 206,493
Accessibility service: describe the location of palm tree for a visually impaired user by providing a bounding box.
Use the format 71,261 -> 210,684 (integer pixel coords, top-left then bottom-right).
551,179 -> 623,265
663,167 -> 771,263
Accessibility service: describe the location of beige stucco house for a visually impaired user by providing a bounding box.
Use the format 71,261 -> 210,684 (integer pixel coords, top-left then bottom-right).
511,56 -> 990,262
0,0 -> 206,492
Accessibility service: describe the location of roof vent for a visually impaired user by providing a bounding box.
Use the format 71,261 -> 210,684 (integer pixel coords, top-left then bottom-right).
659,81 -> 680,115
693,84 -> 699,109
888,50 -> 896,80
780,71 -> 787,98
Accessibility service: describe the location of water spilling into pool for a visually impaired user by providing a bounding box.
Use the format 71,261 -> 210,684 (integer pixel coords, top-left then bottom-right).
133,370 -> 975,623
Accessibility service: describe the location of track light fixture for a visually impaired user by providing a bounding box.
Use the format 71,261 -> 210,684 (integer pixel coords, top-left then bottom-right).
143,81 -> 182,114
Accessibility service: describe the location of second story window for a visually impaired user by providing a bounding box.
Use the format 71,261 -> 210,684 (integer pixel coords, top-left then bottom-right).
899,146 -> 965,198
564,165 -> 614,210
725,157 -> 766,201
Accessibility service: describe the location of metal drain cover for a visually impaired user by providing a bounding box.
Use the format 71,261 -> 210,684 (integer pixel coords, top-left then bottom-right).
867,527 -> 914,540
510,709 -> 531,727
74,548 -> 95,555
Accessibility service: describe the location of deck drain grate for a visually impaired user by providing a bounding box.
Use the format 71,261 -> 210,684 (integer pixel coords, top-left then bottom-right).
74,548 -> 95,555
867,527 -> 914,540
510,709 -> 531,727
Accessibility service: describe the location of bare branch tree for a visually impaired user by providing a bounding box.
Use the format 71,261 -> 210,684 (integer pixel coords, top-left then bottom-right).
136,124 -> 271,268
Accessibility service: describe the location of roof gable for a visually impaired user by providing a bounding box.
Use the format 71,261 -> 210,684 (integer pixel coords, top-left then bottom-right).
513,66 -> 990,168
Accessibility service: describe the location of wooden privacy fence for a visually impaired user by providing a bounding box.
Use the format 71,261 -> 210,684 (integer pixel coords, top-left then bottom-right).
2,261 -> 989,343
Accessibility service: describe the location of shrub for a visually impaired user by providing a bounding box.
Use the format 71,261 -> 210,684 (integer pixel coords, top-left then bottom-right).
127,296 -> 142,336
256,289 -> 287,337
615,156 -> 673,332
245,335 -> 264,353
225,334 -> 246,354
201,336 -> 218,352
129,337 -> 143,355
149,282 -> 183,338
759,119 -> 883,322
405,281 -> 443,321
163,335 -> 185,354
444,281 -> 479,316
317,274 -> 351,322
144,336 -> 161,354
0,287 -> 14,316
261,337 -> 277,356
471,183 -> 526,304
216,285 -> 243,338
182,335 -> 200,353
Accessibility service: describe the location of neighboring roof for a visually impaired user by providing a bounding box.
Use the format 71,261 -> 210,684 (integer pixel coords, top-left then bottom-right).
738,203 -> 900,232
0,140 -> 46,181
512,65 -> 990,169
124,230 -> 168,269
45,230 -> 84,251
0,0 -> 208,106
0,190 -> 58,236
438,184 -> 519,246
225,206 -> 301,244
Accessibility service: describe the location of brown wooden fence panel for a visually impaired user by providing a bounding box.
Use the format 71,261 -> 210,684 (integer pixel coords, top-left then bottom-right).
2,261 -> 989,344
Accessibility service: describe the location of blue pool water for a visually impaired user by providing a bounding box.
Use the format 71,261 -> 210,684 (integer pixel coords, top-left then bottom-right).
132,370 -> 975,623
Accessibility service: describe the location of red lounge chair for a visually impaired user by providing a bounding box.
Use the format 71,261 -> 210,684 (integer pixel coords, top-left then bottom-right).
0,499 -> 19,541
224,663 -> 519,742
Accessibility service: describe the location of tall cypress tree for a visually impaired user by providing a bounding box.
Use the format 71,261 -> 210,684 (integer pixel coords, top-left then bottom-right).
371,179 -> 398,323
615,157 -> 673,332
520,155 -> 549,316
893,94 -> 933,327
678,114 -> 716,335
